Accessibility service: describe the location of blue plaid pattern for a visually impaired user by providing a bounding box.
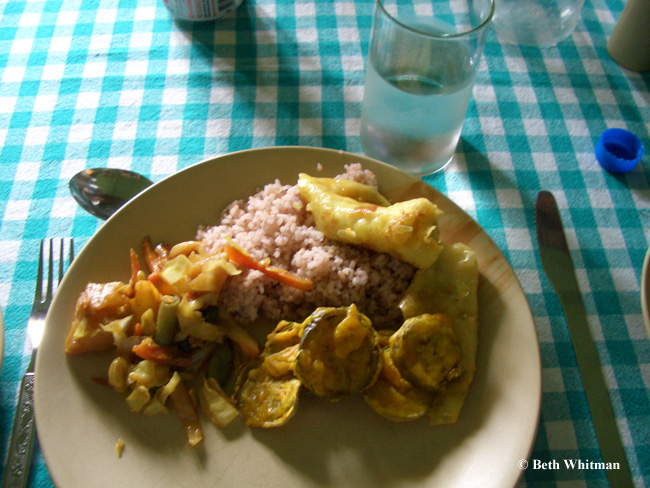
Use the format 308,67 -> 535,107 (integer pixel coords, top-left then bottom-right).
1,0 -> 649,486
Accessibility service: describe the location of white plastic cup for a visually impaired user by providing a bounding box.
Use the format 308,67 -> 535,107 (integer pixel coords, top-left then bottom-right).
607,0 -> 650,72
163,0 -> 242,21
491,0 -> 585,46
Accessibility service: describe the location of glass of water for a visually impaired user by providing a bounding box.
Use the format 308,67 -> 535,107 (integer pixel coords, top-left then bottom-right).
360,0 -> 494,176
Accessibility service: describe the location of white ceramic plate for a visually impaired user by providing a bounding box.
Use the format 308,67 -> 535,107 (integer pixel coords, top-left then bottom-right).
35,147 -> 541,488
642,248 -> 650,340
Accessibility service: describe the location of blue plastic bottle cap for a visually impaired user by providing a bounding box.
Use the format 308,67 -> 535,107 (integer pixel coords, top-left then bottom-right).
595,128 -> 644,174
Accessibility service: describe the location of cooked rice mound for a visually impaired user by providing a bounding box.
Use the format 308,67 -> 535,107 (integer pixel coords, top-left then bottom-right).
197,164 -> 416,328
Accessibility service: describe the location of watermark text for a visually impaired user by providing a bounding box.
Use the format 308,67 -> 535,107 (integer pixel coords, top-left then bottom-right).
518,459 -> 620,471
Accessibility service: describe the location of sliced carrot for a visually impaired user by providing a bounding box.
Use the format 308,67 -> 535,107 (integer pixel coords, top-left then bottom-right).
148,271 -> 177,296
224,244 -> 313,291
132,338 -> 191,368
129,248 -> 141,284
142,236 -> 169,273
133,322 -> 144,336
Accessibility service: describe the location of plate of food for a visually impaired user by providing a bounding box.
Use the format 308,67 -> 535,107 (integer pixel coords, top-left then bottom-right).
35,146 -> 541,488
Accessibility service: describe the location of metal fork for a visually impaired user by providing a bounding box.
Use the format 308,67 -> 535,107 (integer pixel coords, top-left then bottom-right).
2,238 -> 74,488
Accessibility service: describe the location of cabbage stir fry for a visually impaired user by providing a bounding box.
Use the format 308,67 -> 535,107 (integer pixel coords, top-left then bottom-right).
65,237 -> 311,446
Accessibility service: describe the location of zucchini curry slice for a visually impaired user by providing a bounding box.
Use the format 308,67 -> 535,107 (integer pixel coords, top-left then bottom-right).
295,305 -> 381,400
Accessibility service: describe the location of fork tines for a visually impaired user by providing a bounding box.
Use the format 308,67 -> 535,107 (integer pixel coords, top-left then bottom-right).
37,238 -> 74,303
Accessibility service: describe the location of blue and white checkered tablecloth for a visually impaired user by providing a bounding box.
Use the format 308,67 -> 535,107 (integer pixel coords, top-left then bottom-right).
1,0 -> 649,486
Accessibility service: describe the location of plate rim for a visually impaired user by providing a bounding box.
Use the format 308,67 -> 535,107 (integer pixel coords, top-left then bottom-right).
641,247 -> 650,340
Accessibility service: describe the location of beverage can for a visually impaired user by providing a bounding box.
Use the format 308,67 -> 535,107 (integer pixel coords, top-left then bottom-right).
163,0 -> 242,21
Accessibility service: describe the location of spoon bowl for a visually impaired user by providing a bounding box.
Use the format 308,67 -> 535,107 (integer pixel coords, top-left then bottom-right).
69,168 -> 153,220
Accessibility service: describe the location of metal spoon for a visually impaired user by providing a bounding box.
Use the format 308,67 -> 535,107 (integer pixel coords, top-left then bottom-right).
69,168 -> 153,220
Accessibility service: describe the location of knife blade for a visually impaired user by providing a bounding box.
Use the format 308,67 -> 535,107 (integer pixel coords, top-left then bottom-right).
535,190 -> 634,487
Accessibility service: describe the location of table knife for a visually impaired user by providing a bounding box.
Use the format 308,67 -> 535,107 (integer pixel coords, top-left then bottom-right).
535,190 -> 634,487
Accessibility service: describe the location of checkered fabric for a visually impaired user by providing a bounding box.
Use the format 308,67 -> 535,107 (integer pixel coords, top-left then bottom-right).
1,0 -> 649,486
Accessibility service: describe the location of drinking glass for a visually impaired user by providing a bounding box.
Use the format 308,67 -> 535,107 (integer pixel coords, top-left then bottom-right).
491,0 -> 584,46
360,0 -> 494,176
